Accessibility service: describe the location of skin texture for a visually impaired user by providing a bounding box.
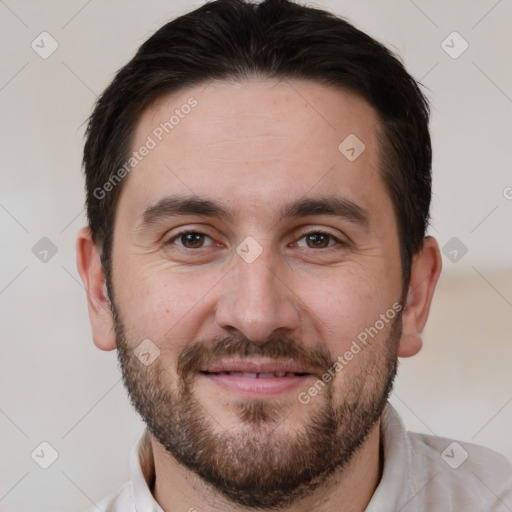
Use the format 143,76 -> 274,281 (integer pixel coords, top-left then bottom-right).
77,79 -> 442,512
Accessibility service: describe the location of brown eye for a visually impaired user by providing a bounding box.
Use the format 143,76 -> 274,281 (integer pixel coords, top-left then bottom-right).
169,232 -> 213,249
305,233 -> 330,248
296,231 -> 338,249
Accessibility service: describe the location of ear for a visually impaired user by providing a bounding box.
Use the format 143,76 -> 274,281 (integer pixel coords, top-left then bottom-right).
398,236 -> 442,358
76,227 -> 117,351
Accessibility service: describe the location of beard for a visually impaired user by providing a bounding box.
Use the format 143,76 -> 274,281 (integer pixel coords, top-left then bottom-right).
112,299 -> 401,509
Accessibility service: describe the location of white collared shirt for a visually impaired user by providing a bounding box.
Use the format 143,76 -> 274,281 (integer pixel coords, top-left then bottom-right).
87,403 -> 512,511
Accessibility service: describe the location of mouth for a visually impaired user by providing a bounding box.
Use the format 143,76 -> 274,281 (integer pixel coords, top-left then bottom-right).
201,370 -> 310,378
198,359 -> 317,397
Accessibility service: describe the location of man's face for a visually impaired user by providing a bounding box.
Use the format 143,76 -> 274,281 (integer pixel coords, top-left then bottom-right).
110,79 -> 404,507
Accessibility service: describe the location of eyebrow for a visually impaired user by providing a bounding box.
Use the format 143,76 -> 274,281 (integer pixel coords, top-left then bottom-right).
280,197 -> 369,228
137,194 -> 370,231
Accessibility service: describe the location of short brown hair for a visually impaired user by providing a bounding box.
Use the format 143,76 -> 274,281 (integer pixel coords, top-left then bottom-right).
83,0 -> 432,291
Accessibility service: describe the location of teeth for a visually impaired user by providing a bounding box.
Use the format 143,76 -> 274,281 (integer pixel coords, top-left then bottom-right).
207,370 -> 308,378
218,372 -> 258,378
219,371 -> 302,378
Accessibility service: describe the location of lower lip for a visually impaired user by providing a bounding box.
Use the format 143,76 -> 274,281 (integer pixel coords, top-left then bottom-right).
200,372 -> 313,397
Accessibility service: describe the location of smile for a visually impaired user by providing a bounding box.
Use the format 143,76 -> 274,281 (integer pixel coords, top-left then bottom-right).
201,371 -> 309,378
198,360 -> 316,397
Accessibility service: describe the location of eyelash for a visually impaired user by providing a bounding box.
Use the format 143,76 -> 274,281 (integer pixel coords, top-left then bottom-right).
166,229 -> 345,250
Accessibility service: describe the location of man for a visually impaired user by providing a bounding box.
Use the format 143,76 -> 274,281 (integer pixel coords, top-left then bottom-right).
76,0 -> 512,510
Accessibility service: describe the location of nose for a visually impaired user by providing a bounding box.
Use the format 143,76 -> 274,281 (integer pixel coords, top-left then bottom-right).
215,250 -> 301,343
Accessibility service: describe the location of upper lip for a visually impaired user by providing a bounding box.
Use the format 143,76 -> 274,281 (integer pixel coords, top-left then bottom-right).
200,359 -> 316,375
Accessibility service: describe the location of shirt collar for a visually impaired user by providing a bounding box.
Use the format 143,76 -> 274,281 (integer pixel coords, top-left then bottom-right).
130,402 -> 411,511
365,402 -> 413,511
130,428 -> 164,512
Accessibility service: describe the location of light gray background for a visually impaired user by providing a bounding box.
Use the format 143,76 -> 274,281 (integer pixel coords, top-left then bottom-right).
1,0 -> 511,510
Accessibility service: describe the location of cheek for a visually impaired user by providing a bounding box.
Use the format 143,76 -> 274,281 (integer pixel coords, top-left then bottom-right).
113,259 -> 220,349
313,276 -> 400,406
298,265 -> 393,355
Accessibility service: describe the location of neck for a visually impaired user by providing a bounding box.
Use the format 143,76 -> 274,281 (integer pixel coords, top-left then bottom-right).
151,419 -> 382,512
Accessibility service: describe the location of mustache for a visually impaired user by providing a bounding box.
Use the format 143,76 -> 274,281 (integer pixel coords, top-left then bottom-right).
177,333 -> 335,382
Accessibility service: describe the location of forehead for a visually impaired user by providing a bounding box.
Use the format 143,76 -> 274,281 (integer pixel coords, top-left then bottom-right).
120,79 -> 389,225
